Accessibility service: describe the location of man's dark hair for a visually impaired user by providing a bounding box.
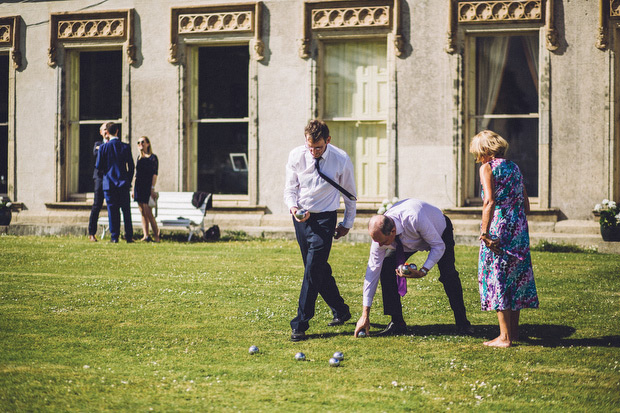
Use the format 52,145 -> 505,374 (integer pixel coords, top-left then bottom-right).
106,122 -> 119,137
304,119 -> 330,143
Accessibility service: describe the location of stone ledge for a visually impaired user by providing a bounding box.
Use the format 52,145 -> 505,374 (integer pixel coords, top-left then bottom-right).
444,207 -> 563,222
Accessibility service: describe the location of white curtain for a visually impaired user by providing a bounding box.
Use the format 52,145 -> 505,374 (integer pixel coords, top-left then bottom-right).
522,35 -> 539,92
476,36 -> 510,130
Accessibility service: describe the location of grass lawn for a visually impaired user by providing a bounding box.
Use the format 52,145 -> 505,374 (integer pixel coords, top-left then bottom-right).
0,235 -> 619,411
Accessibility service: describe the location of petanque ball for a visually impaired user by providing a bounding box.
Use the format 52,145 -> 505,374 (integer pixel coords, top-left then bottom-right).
295,352 -> 306,361
295,209 -> 307,220
333,351 -> 344,361
329,357 -> 340,367
249,345 -> 259,354
358,331 -> 367,337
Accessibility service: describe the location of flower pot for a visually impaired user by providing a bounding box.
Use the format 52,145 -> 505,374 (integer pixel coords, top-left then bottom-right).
0,208 -> 11,226
600,226 -> 620,242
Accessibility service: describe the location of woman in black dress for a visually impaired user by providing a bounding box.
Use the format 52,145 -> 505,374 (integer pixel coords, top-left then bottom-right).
134,136 -> 160,242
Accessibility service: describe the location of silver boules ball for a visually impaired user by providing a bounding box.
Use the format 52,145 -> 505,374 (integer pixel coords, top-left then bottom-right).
333,351 -> 344,361
295,352 -> 306,361
295,209 -> 307,220
329,357 -> 340,367
357,330 -> 367,337
398,263 -> 417,275
248,345 -> 259,354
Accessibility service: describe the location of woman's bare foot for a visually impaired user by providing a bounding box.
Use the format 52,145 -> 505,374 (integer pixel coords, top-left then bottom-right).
483,336 -> 511,347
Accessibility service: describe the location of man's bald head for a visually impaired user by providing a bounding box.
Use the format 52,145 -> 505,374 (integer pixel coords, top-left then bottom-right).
369,215 -> 396,246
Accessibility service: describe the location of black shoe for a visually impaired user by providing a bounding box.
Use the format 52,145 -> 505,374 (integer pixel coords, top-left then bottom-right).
291,329 -> 307,342
456,323 -> 474,335
110,239 -> 119,243
375,321 -> 407,337
126,239 -> 134,244
327,312 -> 351,326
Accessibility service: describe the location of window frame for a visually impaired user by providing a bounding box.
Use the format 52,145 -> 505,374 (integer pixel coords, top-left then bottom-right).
170,3 -> 263,205
303,0 -> 402,202
0,16 -> 21,201
49,10 -> 135,202
64,47 -> 124,199
461,26 -> 551,209
317,37 -> 390,199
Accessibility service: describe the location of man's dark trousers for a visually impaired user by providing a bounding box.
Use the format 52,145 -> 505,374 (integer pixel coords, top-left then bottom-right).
291,211 -> 350,332
380,215 -> 470,327
88,177 -> 104,236
104,186 -> 133,242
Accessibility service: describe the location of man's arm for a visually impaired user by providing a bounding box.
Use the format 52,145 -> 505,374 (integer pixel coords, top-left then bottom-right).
354,306 -> 371,337
283,152 -> 300,213
93,141 -> 101,157
412,214 -> 446,273
95,144 -> 104,172
339,155 -> 357,229
354,243 -> 385,337
126,146 -> 135,180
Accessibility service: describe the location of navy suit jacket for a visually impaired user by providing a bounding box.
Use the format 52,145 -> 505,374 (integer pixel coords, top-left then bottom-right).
95,137 -> 135,191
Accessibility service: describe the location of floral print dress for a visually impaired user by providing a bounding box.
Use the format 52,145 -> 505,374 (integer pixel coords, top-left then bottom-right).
479,158 -> 539,311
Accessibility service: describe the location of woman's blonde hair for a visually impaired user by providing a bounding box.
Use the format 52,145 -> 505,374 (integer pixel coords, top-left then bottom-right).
138,136 -> 152,158
469,130 -> 509,162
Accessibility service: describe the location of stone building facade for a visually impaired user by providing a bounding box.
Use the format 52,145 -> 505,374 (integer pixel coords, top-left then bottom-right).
0,0 -> 618,229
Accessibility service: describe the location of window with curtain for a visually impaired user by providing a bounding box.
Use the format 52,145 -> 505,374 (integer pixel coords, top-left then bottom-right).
474,34 -> 539,197
323,40 -> 388,198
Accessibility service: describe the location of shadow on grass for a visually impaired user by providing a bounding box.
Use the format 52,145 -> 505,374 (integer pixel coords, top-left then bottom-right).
304,323 -> 620,348
518,324 -> 620,348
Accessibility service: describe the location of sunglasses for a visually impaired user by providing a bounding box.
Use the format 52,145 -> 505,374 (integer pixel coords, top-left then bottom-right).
137,140 -> 147,145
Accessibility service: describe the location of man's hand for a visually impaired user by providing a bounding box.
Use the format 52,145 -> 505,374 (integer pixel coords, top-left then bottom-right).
291,207 -> 309,222
334,224 -> 349,239
396,267 -> 427,279
354,315 -> 370,337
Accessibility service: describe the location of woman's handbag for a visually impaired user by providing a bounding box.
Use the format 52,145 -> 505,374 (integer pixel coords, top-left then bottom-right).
148,191 -> 159,208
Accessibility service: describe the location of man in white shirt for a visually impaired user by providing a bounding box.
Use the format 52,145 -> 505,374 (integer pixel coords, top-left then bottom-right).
284,120 -> 357,342
354,198 -> 472,337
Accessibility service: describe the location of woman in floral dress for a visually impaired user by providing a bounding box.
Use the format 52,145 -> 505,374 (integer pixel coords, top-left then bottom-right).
469,130 -> 539,347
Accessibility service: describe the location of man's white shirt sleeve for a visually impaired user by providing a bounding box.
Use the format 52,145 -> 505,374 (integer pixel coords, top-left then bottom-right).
362,242 -> 388,307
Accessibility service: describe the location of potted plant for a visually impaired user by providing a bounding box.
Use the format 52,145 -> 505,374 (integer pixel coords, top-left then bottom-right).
594,199 -> 620,241
0,196 -> 12,226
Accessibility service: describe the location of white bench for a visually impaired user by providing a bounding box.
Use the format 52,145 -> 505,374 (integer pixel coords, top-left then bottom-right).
156,192 -> 211,241
98,191 -> 211,241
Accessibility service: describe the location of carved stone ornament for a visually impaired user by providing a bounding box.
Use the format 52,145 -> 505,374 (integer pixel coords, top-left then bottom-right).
0,25 -> 11,43
48,10 -> 136,67
0,17 -> 22,69
457,1 -> 542,23
596,0 -> 616,50
612,0 -> 620,17
311,6 -> 390,29
446,1 -> 558,54
178,11 -> 253,33
169,3 -> 264,64
57,19 -> 125,39
299,0 -> 404,58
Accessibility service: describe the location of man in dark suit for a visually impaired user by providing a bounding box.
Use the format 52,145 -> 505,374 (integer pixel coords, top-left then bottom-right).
95,122 -> 134,243
88,123 -> 109,242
